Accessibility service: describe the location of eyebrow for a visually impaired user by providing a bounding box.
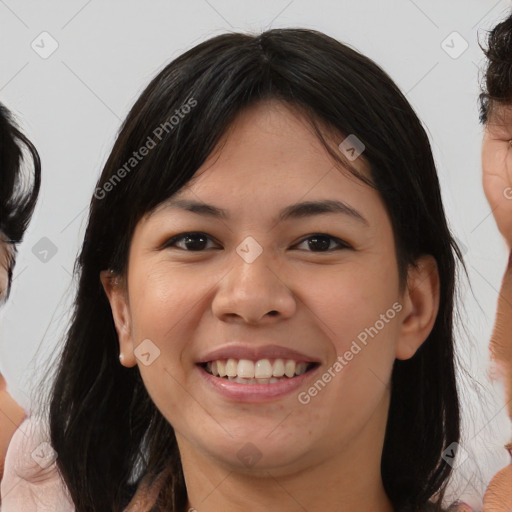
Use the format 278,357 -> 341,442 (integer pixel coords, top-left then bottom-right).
157,198 -> 369,226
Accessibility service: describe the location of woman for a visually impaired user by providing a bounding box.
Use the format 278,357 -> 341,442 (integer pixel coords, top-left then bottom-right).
1,26 -> 508,511
0,103 -> 41,484
48,27 -> 463,511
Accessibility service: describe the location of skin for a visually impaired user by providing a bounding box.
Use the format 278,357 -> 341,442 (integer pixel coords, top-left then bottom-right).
0,238 -> 11,302
482,104 -> 512,251
102,99 -> 440,511
0,241 -> 27,485
480,104 -> 512,512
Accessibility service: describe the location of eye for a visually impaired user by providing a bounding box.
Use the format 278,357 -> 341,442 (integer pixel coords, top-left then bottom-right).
293,233 -> 352,252
161,232 -> 352,253
161,232 -> 220,251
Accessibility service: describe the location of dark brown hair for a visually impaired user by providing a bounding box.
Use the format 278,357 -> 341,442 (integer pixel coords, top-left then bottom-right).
479,10 -> 512,123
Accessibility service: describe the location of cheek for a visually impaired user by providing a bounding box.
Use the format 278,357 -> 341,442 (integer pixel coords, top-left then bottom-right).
310,253 -> 400,343
129,265 -> 197,333
306,252 -> 400,413
0,267 -> 7,298
130,267 -> 193,414
127,265 -> 206,382
307,266 -> 399,417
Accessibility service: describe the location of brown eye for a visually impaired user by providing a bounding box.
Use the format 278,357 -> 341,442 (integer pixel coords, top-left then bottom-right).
162,232 -> 219,251
294,234 -> 352,252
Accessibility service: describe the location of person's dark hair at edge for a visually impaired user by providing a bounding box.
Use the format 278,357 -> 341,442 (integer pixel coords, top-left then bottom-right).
0,103 -> 41,300
48,28 -> 466,512
479,9 -> 512,124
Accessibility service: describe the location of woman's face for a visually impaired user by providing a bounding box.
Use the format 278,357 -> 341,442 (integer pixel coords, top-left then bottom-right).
103,100 -> 439,480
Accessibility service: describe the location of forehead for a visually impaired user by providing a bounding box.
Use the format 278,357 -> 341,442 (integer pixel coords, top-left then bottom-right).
179,99 -> 373,196
137,99 -> 393,240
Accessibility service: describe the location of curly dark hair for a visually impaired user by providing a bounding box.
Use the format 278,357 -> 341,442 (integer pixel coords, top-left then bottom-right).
479,10 -> 512,123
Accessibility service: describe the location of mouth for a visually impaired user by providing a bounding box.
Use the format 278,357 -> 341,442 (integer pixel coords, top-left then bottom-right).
197,358 -> 320,385
196,357 -> 321,402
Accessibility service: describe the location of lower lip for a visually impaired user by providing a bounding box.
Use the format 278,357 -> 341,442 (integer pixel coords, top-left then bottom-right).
196,364 -> 320,403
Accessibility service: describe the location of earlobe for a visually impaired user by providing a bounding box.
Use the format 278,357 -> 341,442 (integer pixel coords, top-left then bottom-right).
99,270 -> 137,367
395,255 -> 440,361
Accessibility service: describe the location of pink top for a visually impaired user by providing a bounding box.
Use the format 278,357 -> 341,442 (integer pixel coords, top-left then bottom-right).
0,416 -> 166,512
0,416 -> 510,511
0,416 -> 74,512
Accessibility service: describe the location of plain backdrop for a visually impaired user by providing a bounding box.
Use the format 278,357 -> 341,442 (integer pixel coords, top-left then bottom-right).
1,0 -> 511,508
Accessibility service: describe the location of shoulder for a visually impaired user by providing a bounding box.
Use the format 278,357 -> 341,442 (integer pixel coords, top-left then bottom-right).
482,460 -> 512,511
0,377 -> 26,480
0,416 -> 74,512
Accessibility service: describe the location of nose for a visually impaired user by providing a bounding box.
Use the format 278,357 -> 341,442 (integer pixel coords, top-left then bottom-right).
211,245 -> 296,325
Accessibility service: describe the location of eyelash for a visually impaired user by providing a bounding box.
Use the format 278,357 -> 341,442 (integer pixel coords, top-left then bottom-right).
161,231 -> 352,252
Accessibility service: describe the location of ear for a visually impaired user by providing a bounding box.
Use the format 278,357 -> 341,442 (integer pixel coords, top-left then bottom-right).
100,270 -> 137,367
395,254 -> 440,360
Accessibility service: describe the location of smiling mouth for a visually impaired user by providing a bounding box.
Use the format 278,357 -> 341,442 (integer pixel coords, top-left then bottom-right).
198,359 -> 319,385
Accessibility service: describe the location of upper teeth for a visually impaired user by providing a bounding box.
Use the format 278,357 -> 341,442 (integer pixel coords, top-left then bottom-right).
205,359 -> 310,379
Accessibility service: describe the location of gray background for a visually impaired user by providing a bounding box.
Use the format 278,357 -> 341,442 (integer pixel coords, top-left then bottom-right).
0,0 -> 511,507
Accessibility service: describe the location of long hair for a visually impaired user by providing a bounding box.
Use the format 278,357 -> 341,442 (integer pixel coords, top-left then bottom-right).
48,28 -> 464,512
0,103 -> 41,299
